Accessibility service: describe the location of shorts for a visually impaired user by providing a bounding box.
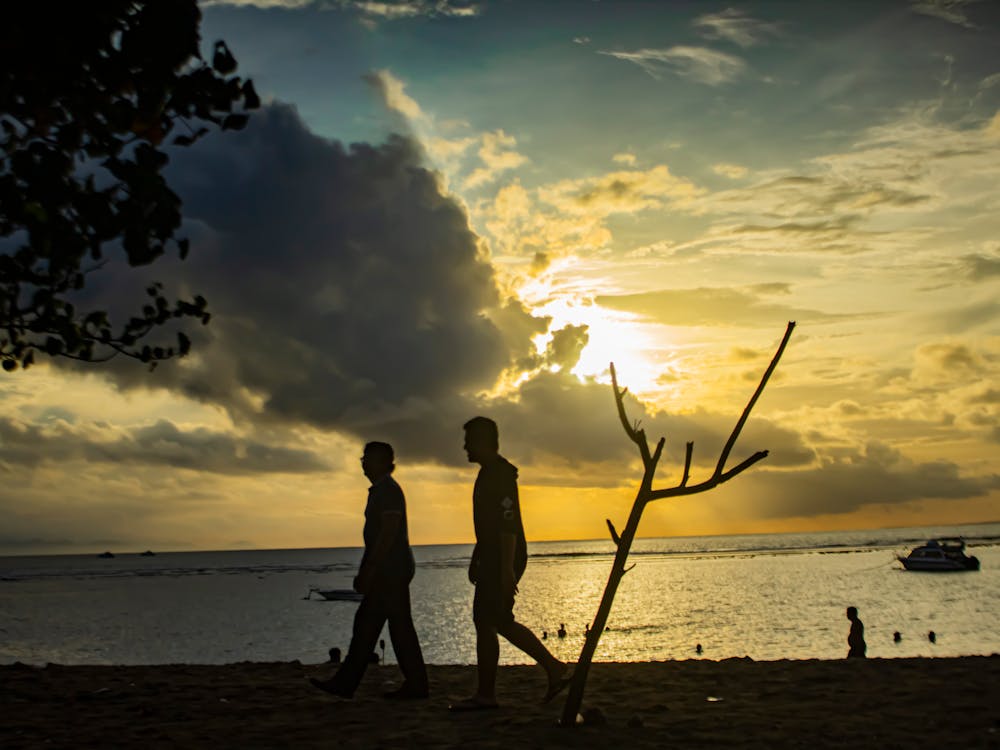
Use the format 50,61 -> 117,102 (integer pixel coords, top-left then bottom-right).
472,578 -> 515,628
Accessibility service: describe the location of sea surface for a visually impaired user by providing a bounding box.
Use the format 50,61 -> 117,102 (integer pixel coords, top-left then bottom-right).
1,523 -> 998,666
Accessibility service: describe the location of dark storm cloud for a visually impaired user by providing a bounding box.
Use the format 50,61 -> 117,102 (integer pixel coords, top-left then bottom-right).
61,103 -> 548,464
741,442 -> 998,519
0,417 -> 328,475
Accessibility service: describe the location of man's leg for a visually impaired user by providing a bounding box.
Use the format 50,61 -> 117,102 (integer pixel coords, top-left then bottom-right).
384,582 -> 429,696
498,619 -> 567,697
317,591 -> 387,697
448,581 -> 501,708
474,621 -> 500,703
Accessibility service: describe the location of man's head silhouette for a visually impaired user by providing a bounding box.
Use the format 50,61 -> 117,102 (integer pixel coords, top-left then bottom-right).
463,416 -> 498,464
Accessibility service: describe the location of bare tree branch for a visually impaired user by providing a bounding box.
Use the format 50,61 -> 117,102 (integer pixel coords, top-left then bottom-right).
680,441 -> 693,487
560,322 -> 795,727
714,321 -> 795,477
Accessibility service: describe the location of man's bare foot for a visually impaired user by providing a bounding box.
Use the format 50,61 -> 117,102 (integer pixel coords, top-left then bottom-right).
541,662 -> 571,704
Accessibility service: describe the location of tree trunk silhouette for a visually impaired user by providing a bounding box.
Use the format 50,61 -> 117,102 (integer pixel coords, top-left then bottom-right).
559,321 -> 796,727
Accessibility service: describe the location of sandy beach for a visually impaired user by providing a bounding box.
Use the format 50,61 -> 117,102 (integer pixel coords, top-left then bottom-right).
2,657 -> 997,748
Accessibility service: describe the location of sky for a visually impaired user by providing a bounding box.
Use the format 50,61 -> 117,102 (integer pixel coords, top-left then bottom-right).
2,0 -> 998,555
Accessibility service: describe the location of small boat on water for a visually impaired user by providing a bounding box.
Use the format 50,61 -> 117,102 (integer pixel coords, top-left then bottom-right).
307,588 -> 364,602
898,539 -> 980,571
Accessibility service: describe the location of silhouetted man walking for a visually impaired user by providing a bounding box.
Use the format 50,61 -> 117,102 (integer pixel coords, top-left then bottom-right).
450,417 -> 567,711
311,441 -> 428,700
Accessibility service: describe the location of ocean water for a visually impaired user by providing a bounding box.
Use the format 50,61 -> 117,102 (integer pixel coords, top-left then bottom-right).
1,523 -> 998,667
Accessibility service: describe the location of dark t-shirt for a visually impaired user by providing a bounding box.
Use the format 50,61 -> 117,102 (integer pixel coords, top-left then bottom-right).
361,474 -> 415,581
471,455 -> 528,583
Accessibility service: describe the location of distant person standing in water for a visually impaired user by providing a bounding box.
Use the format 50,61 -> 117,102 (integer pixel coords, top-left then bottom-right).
311,442 -> 428,700
846,606 -> 866,658
450,417 -> 568,711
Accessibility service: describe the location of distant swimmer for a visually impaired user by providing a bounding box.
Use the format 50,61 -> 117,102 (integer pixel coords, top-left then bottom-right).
542,631 -> 547,640
557,623 -> 567,638
928,630 -> 936,644
696,643 -> 703,655
893,631 -> 901,643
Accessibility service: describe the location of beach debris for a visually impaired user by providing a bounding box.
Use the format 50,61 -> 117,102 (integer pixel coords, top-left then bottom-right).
627,714 -> 644,728
581,707 -> 606,725
559,323 -> 795,727
706,696 -> 723,702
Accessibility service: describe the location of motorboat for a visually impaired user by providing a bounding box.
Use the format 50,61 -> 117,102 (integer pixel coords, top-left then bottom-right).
897,539 -> 980,571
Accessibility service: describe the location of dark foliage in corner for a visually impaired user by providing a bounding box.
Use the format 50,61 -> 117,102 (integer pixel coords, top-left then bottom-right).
0,1 -> 259,371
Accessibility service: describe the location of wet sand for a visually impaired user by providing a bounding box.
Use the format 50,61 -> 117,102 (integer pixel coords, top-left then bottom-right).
3,657 -> 998,748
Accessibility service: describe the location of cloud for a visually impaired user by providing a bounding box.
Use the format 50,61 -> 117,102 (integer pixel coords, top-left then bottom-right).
692,8 -> 783,48
346,0 -> 480,19
739,442 -> 997,519
909,0 -> 981,28
961,252 -> 1000,280
0,416 -> 328,475
987,111 -> 1000,139
595,287 -> 848,328
205,0 -> 481,18
921,300 -> 1000,333
364,69 -> 426,121
542,324 -> 589,371
476,162 -> 703,269
712,162 -> 748,179
612,152 -> 637,166
599,46 -> 746,85
463,129 -> 529,190
914,342 -> 987,376
538,165 -> 702,217
201,0 -> 315,7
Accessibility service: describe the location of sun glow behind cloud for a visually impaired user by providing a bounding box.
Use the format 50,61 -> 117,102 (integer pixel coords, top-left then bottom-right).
516,265 -> 671,395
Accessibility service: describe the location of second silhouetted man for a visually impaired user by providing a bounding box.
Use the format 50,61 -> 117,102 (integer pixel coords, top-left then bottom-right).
450,416 -> 567,711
